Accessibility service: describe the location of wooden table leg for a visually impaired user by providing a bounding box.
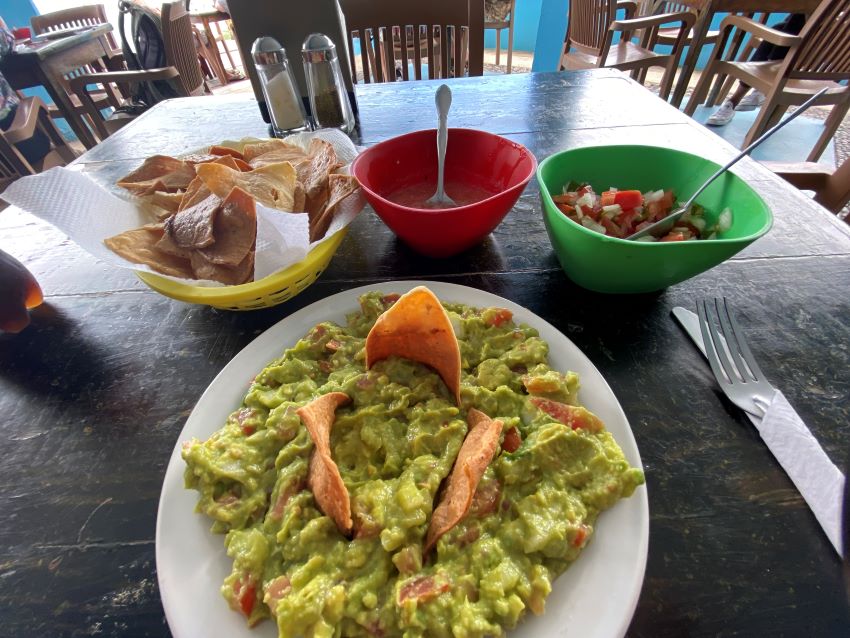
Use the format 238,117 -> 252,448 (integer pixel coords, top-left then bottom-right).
669,8 -> 714,109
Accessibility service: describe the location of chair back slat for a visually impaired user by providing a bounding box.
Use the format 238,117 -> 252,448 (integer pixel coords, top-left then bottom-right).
568,0 -> 617,55
31,4 -> 118,50
161,0 -> 206,96
339,0 -> 484,83
788,0 -> 850,79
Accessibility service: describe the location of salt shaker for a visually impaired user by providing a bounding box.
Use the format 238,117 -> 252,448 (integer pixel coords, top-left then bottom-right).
301,33 -> 356,134
251,37 -> 310,137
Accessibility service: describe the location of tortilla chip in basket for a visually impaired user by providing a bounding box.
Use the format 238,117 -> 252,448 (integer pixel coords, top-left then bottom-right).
103,224 -> 193,279
190,248 -> 254,285
242,139 -> 303,162
165,193 -> 222,249
195,161 -> 298,211
198,187 -> 256,267
309,173 -> 359,243
149,191 -> 184,215
179,177 -> 211,212
297,392 -> 353,535
365,286 -> 462,404
424,408 -> 503,554
116,155 -> 196,195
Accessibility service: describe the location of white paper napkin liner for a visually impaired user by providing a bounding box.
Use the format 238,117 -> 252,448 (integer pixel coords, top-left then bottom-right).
749,389 -> 845,556
0,130 -> 364,287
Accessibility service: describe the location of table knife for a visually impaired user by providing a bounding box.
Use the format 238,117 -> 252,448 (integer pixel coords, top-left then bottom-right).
672,306 -> 845,557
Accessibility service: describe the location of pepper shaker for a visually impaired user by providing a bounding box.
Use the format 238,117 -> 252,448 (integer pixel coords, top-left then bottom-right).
251,37 -> 310,137
301,33 -> 356,134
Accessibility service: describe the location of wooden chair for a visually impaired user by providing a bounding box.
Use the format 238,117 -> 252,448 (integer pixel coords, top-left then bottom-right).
0,97 -> 78,191
31,4 -> 120,53
485,0 -> 516,73
685,0 -> 850,162
637,3 -> 770,99
68,1 -> 209,141
340,0 -> 485,83
29,4 -> 126,127
559,0 -> 695,100
762,158 -> 850,218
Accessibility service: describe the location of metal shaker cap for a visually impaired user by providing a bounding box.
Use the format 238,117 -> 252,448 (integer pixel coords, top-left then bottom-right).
252,36 -> 287,65
302,33 -> 337,63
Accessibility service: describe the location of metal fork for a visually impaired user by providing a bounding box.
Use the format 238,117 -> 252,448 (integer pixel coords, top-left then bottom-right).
696,298 -> 776,418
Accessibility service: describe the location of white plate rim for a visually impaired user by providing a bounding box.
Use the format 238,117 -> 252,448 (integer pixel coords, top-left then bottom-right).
156,280 -> 649,638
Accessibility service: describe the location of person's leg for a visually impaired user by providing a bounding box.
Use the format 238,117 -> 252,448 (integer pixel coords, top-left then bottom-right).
708,14 -> 806,125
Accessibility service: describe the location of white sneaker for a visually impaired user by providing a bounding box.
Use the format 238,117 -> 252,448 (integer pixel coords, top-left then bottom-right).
736,90 -> 766,111
706,100 -> 735,126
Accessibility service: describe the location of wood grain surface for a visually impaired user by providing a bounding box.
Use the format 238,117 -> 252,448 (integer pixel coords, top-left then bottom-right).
1,69 -> 848,638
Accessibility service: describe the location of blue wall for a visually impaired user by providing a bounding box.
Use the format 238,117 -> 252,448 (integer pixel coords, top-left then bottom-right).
484,0 -> 543,52
2,0 -> 39,33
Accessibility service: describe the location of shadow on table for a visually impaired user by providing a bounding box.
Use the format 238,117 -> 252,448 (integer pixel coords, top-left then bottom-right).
0,303 -> 113,401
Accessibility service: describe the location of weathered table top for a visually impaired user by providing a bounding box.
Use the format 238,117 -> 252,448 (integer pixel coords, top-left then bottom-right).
1,69 -> 849,637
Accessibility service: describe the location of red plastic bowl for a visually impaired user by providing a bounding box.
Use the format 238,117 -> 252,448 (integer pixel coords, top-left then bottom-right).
351,128 -> 536,257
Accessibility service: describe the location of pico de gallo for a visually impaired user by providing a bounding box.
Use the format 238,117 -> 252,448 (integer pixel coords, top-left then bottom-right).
553,182 -> 732,241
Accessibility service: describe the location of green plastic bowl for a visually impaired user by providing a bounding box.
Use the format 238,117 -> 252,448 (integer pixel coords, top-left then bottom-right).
537,145 -> 773,293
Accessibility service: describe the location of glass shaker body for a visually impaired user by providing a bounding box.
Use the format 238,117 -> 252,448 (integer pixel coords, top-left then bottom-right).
302,33 -> 356,134
251,37 -> 310,136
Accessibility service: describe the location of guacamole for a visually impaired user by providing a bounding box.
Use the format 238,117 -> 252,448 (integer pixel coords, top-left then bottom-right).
182,292 -> 645,637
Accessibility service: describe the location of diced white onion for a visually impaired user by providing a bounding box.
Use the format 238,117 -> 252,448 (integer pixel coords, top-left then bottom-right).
635,235 -> 657,242
718,207 -> 733,232
689,216 -> 706,232
602,204 -> 622,219
576,193 -> 595,208
644,189 -> 664,203
580,217 -> 606,234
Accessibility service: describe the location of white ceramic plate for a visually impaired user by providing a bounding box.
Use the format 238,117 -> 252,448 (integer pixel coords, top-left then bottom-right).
156,281 -> 649,638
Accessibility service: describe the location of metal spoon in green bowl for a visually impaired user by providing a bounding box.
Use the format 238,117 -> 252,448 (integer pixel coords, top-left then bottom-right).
627,87 -> 830,241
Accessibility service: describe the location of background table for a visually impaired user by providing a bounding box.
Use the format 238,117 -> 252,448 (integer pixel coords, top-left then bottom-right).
0,24 -> 114,149
1,69 -> 849,637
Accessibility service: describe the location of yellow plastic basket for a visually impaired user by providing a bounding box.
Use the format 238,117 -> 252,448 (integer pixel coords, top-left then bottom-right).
136,229 -> 348,311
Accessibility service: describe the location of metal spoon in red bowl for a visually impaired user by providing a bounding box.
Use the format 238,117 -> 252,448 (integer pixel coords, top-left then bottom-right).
425,84 -> 458,209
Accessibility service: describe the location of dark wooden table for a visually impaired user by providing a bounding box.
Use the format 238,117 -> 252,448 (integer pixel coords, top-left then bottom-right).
1,69 -> 849,637
0,23 -> 113,149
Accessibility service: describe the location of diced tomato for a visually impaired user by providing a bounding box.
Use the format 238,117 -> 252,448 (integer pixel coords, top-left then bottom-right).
398,576 -> 450,604
470,478 -> 502,516
613,190 -> 643,210
552,193 -> 578,205
485,308 -> 513,327
600,191 -> 616,207
529,397 -> 604,432
576,184 -> 593,197
242,425 -> 256,436
615,209 -> 639,232
264,575 -> 291,608
659,189 -> 674,211
600,217 -> 623,238
556,203 -> 574,216
572,525 -> 589,547
381,293 -> 400,306
325,339 -> 342,352
501,427 -> 521,453
660,232 -> 685,242
233,577 -> 256,617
